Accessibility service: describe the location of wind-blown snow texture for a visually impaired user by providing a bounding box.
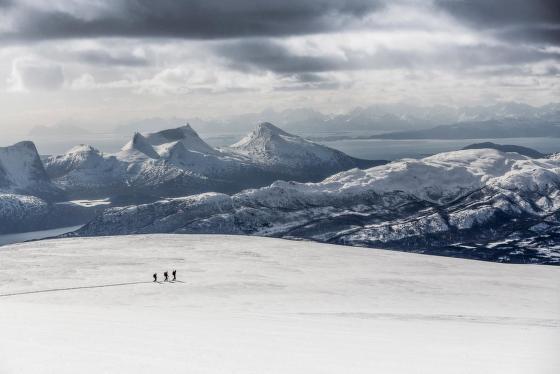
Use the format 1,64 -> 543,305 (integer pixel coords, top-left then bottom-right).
75,149 -> 560,264
0,235 -> 558,373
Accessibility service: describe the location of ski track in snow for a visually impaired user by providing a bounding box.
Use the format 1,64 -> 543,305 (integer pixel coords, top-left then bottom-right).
0,234 -> 559,374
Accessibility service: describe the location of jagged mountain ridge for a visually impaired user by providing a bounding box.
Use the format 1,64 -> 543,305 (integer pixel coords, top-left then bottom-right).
1,122 -> 384,234
73,148 -> 560,264
44,123 -> 385,198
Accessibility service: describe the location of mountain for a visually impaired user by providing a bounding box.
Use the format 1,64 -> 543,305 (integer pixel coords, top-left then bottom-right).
0,141 -> 113,234
227,122 -> 381,177
372,119 -> 560,140
117,132 -> 161,161
0,141 -> 62,199
143,124 -> 220,155
461,142 -> 545,158
73,148 -> 560,264
44,123 -> 385,200
44,145 -> 127,198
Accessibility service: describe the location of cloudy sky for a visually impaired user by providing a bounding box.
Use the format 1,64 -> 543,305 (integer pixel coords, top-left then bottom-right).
0,0 -> 558,133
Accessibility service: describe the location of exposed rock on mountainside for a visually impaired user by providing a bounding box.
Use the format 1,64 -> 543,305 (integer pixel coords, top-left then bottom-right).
73,149 -> 560,264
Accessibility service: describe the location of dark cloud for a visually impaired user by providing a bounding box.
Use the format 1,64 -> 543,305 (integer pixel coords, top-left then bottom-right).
215,40 -> 348,74
214,39 -> 560,76
436,0 -> 560,45
273,81 -> 344,92
293,73 -> 333,83
70,50 -> 149,67
1,0 -> 384,42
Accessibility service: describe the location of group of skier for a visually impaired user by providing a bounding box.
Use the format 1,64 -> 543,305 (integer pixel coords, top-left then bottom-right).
153,270 -> 176,282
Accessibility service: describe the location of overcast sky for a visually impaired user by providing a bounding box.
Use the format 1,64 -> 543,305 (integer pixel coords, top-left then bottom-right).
0,0 -> 558,133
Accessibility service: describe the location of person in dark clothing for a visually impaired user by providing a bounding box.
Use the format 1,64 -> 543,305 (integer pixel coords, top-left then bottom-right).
153,273 -> 157,282
172,270 -> 176,281
164,271 -> 169,282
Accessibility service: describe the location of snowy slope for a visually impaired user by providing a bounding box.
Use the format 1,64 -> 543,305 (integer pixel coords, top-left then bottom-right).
0,235 -> 558,374
117,132 -> 160,161
75,149 -> 560,263
0,141 -> 61,199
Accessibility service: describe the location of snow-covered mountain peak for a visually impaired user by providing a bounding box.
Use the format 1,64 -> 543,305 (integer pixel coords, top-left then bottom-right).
118,132 -> 160,161
0,141 -> 49,188
231,122 -> 291,149
66,144 -> 98,155
0,141 -> 60,199
255,122 -> 291,137
143,124 -> 218,155
228,122 -> 378,174
45,144 -> 106,175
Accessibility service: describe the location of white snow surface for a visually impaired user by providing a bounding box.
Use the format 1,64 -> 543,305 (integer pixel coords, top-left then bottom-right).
0,235 -> 558,374
244,148 -> 560,204
56,198 -> 112,207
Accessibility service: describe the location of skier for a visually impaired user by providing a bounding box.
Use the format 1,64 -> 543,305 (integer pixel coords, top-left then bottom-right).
164,271 -> 169,282
172,270 -> 177,281
153,273 -> 157,282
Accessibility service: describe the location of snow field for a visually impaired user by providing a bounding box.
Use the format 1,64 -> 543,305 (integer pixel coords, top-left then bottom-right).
0,234 -> 558,373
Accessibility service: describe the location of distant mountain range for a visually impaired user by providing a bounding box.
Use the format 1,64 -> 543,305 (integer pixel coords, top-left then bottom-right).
107,101 -> 560,136
370,119 -> 560,140
23,102 -> 560,149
